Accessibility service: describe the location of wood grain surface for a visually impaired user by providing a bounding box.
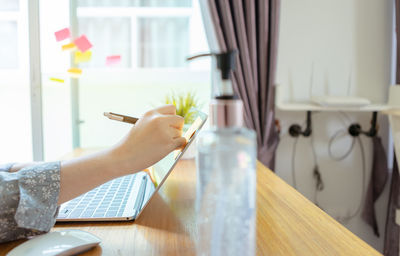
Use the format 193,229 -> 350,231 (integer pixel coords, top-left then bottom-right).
0,155 -> 381,255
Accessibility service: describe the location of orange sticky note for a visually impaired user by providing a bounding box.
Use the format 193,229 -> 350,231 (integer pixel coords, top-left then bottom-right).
49,77 -> 64,83
74,50 -> 92,64
62,42 -> 76,51
68,68 -> 82,78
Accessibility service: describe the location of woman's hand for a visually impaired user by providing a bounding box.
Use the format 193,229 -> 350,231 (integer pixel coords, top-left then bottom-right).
112,105 -> 186,174
59,105 -> 185,204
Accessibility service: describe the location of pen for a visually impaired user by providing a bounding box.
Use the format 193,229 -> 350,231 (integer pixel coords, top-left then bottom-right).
104,112 -> 139,124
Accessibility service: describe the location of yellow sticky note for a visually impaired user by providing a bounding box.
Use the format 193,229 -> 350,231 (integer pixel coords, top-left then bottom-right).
74,50 -> 92,64
49,77 -> 64,83
68,68 -> 82,78
62,42 -> 76,51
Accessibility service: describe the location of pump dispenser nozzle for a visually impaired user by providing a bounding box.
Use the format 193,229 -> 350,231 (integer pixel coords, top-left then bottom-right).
187,50 -> 236,80
187,50 -> 243,128
187,50 -> 237,98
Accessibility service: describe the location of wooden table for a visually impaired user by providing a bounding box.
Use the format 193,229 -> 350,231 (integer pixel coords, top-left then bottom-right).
0,156 -> 381,255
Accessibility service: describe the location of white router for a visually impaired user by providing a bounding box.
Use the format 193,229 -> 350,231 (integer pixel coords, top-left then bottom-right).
311,95 -> 371,108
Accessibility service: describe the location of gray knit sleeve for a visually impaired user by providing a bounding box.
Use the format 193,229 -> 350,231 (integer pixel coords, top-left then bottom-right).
0,162 -> 60,243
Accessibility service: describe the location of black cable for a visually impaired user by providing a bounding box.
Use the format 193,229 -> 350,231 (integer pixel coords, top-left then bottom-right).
328,130 -> 356,161
337,137 -> 366,223
291,111 -> 365,220
309,118 -> 325,208
328,112 -> 356,161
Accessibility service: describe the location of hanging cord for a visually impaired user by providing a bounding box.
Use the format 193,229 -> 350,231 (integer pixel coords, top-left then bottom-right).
326,112 -> 366,222
328,130 -> 356,161
336,136 -> 366,223
310,130 -> 324,207
289,118 -> 308,190
290,114 -> 324,195
289,111 -> 365,221
328,111 -> 356,161
306,111 -> 364,219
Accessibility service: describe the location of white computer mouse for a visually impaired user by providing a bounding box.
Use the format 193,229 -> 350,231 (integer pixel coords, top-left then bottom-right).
7,229 -> 101,256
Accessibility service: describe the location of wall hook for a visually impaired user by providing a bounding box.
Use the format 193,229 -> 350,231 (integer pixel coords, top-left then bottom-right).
348,111 -> 378,137
289,111 -> 312,137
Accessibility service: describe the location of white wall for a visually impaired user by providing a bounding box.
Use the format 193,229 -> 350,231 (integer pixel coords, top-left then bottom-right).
275,0 -> 393,252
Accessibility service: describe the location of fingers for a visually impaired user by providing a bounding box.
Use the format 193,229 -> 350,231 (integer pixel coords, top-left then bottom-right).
168,126 -> 183,139
164,115 -> 185,130
154,104 -> 176,115
173,137 -> 187,150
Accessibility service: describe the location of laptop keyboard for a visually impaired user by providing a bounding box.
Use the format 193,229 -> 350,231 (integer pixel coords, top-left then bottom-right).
58,173 -> 137,219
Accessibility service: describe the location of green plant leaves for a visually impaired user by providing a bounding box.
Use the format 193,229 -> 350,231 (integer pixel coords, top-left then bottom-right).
164,91 -> 202,124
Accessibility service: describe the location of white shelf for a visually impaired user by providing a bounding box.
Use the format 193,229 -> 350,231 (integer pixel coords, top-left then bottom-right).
276,101 -> 391,112
275,85 -> 396,113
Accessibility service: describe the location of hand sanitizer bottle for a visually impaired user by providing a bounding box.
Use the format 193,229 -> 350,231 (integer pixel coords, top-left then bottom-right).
189,51 -> 257,256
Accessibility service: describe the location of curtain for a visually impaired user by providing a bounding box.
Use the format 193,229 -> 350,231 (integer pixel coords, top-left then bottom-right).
384,1 -> 400,254
362,136 -> 388,237
200,0 -> 281,168
384,160 -> 399,255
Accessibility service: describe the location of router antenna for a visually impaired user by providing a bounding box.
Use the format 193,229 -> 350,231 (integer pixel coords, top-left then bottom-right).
346,65 -> 353,96
309,61 -> 314,98
288,68 -> 294,102
324,70 -> 330,96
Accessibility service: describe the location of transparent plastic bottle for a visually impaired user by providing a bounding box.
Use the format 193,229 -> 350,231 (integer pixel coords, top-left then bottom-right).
196,126 -> 256,256
187,50 -> 257,256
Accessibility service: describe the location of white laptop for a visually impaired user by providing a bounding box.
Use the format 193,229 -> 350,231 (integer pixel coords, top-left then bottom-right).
57,111 -> 207,222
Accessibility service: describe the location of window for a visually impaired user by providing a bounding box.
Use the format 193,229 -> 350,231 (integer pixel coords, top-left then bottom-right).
76,3 -> 192,69
78,17 -> 132,68
0,0 -> 32,162
0,21 -> 18,68
138,17 -> 190,68
38,0 -> 210,160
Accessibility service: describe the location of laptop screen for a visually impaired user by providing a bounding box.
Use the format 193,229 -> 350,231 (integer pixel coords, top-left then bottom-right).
136,110 -> 207,216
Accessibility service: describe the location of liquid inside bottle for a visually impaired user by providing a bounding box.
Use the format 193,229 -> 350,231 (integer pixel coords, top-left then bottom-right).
196,127 -> 256,256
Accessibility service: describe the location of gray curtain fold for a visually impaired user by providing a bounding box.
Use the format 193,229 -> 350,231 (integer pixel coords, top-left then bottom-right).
204,0 -> 281,168
362,136 -> 388,237
384,1 -> 400,254
384,159 -> 399,255
384,0 -> 400,254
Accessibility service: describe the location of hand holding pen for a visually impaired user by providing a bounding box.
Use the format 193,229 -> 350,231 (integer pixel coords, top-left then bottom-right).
104,105 -> 186,172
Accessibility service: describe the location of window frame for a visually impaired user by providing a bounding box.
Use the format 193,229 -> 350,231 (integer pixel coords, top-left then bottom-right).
28,0 -> 44,161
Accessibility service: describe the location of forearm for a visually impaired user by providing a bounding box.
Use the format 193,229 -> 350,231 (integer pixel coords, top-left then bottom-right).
58,147 -> 136,204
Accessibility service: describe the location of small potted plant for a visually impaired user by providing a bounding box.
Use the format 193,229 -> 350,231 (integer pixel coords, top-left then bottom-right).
164,91 -> 202,159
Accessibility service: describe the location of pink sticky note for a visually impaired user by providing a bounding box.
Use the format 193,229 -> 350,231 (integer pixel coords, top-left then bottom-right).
74,35 -> 92,53
54,28 -> 70,42
106,55 -> 121,65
